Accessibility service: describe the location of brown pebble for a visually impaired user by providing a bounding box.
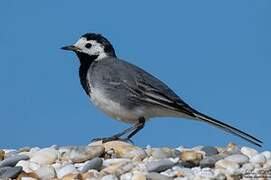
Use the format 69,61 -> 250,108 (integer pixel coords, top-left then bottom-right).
16,172 -> 39,180
0,150 -> 5,160
180,150 -> 203,165
62,173 -> 83,180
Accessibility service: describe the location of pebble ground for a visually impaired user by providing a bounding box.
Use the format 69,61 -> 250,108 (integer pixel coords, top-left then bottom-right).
0,141 -> 270,180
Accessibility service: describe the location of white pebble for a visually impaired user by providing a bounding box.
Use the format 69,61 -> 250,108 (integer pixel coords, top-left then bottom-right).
250,154 -> 266,164
21,178 -> 38,180
30,148 -> 58,165
29,161 -> 41,171
56,164 -> 77,178
29,147 -> 41,157
35,165 -> 56,179
191,167 -> 201,175
101,175 -> 118,180
16,160 -> 32,173
120,172 -> 133,180
261,151 -> 271,160
241,147 -> 258,158
103,158 -> 131,166
241,163 -> 255,171
215,159 -> 239,170
198,168 -> 214,178
225,154 -> 249,165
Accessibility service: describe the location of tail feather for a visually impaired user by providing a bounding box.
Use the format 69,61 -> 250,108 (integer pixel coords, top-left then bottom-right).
193,111 -> 263,147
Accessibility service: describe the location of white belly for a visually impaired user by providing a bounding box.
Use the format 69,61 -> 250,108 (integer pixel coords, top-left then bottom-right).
89,87 -> 145,123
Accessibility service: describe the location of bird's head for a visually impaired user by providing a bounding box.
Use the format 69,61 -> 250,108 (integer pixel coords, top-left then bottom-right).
62,33 -> 116,62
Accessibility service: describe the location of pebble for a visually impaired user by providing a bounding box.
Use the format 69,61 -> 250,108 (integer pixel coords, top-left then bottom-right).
19,146 -> 31,153
201,146 -> 219,156
123,148 -> 147,160
192,145 -> 204,151
30,148 -> 58,165
263,160 -> 271,168
81,157 -> 103,173
0,166 -> 22,179
0,144 -> 270,180
180,150 -> 203,165
69,145 -> 104,163
261,151 -> 271,160
103,141 -> 143,159
197,167 -> 215,179
224,154 -> 249,165
62,173 -> 82,180
132,171 -> 147,180
4,150 -> 18,158
215,173 -> 227,180
103,158 -> 131,166
17,172 -> 39,180
0,150 -> 4,160
120,172 -> 133,180
223,142 -> 241,155
241,147 -> 258,158
215,159 -> 239,170
16,160 -> 32,173
146,159 -> 175,172
0,167 -> 10,175
56,164 -> 78,178
58,146 -> 74,161
35,165 -> 56,179
101,161 -> 134,176
82,169 -> 100,179
250,154 -> 266,164
101,174 -> 118,180
0,154 -> 29,167
146,172 -> 173,180
29,161 -> 41,171
200,157 -> 218,168
149,148 -> 178,159
241,163 -> 254,171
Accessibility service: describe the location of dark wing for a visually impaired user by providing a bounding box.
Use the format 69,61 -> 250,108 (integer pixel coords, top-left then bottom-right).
113,59 -> 196,117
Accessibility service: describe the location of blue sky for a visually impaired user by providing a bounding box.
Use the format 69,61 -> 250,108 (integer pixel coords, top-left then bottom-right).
1,1 -> 270,150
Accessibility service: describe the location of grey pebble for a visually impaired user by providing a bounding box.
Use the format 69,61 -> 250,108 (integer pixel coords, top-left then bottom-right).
152,149 -> 171,159
0,167 -> 10,175
81,157 -> 103,173
146,172 -> 173,180
179,161 -> 197,168
216,173 -> 227,180
0,166 -> 22,179
201,146 -> 218,156
146,159 -> 175,172
200,154 -> 225,168
69,145 -> 105,163
225,154 -> 249,165
0,155 -> 29,167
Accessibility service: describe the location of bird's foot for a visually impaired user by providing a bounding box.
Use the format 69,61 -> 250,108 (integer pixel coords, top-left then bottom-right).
91,136 -> 133,144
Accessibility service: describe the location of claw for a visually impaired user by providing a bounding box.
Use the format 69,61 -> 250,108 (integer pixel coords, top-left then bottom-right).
91,137 -> 104,142
91,136 -> 133,144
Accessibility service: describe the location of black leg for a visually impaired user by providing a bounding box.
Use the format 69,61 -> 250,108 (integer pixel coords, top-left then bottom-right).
91,119 -> 144,143
127,117 -> 145,139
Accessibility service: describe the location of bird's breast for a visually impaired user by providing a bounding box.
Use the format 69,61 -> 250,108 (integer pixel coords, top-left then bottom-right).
89,86 -> 144,123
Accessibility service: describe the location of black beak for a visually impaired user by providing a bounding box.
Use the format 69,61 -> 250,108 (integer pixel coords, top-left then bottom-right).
61,45 -> 81,52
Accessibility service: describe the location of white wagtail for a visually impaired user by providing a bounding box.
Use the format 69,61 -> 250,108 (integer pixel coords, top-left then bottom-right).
62,33 -> 262,147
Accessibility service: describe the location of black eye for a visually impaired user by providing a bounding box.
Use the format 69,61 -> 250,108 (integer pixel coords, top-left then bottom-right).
85,43 -> 92,48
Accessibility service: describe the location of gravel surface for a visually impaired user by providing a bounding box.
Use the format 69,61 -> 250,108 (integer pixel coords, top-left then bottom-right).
0,141 -> 270,179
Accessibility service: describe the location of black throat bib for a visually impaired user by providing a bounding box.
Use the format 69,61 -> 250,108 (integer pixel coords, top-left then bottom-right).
76,52 -> 98,95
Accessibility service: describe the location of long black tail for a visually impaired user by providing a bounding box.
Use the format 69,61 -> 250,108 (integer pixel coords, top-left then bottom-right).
193,111 -> 263,147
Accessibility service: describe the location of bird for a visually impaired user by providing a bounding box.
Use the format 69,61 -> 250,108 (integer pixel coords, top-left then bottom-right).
61,32 -> 262,147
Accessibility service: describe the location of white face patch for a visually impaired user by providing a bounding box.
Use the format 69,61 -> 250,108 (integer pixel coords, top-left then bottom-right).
73,37 -> 108,61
